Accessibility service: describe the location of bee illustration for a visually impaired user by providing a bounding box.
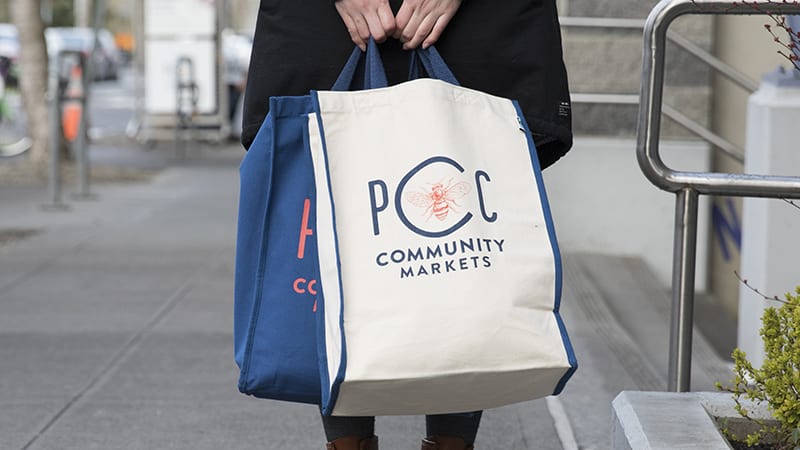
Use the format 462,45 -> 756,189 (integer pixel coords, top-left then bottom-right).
405,178 -> 471,221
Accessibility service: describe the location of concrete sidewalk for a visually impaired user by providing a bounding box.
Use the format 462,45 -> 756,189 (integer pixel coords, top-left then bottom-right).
0,142 -> 733,449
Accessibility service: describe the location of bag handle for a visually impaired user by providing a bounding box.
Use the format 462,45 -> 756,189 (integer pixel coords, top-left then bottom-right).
408,45 -> 460,86
332,39 -> 460,91
331,38 -> 388,91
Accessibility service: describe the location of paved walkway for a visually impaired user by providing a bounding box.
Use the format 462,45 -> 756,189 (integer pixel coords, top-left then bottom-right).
0,142 -> 733,449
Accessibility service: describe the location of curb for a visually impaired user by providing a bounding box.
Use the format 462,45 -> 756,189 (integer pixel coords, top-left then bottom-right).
611,391 -> 774,450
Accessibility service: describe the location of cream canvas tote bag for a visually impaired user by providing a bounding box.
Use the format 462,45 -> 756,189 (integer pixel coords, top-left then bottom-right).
308,46 -> 577,416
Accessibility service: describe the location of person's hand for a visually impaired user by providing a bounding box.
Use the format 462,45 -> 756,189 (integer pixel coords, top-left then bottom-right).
394,0 -> 461,50
334,0 -> 397,51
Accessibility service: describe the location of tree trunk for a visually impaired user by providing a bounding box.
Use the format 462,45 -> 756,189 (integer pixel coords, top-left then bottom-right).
11,0 -> 50,171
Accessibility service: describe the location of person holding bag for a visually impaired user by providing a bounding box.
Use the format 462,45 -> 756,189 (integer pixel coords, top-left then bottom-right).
239,1 -> 574,449
242,0 -> 572,170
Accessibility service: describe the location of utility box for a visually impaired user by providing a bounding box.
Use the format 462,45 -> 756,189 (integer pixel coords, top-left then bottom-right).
131,0 -> 229,144
738,71 -> 800,369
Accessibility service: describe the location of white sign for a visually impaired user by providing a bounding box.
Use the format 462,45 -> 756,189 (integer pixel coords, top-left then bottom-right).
145,0 -> 215,37
144,39 -> 217,114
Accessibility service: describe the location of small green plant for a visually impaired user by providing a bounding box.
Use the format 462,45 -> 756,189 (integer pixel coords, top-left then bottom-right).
718,285 -> 800,450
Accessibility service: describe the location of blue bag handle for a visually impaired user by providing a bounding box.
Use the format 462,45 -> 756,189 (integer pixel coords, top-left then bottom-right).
331,38 -> 388,91
408,45 -> 460,86
332,39 -> 459,91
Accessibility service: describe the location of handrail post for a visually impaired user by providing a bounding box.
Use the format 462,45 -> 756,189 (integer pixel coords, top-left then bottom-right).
638,0 -> 800,393
668,187 -> 699,392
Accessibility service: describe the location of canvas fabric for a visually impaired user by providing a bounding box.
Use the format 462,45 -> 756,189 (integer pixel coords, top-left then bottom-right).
308,73 -> 577,416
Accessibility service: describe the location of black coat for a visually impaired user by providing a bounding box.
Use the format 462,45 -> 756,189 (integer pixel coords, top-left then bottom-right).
242,0 -> 573,169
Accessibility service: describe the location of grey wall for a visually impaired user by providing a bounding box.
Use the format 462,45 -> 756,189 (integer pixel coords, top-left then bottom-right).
559,0 -> 713,138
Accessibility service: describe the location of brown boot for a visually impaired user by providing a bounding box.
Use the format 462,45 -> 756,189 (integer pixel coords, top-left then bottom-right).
421,436 -> 474,450
325,435 -> 378,450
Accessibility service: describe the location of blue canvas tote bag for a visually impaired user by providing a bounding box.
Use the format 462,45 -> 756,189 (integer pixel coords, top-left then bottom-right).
308,46 -> 578,416
234,43 -> 389,404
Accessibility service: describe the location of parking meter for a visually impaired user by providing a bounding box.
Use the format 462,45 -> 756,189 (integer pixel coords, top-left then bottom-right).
58,51 -> 86,144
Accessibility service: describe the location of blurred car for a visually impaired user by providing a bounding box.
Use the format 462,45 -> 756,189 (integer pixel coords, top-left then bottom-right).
45,27 -> 121,81
0,23 -> 20,86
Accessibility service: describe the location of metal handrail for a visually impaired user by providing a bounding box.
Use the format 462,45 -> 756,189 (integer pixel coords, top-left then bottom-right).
638,0 -> 800,392
562,14 -> 755,163
570,93 -> 745,162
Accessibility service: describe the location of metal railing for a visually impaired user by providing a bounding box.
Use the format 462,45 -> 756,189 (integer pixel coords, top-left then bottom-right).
638,0 -> 800,392
570,92 -> 746,163
561,15 -> 757,163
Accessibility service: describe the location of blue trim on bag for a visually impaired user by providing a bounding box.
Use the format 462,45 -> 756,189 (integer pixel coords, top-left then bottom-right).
238,106 -> 278,394
245,388 -> 320,405
302,117 -> 334,409
311,91 -> 349,416
512,101 -> 578,395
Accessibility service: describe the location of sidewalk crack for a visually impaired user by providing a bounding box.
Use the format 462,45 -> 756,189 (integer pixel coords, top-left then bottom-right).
19,265 -> 209,450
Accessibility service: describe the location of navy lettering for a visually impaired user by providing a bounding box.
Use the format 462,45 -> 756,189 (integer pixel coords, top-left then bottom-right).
391,249 -> 406,264
376,252 -> 388,266
426,245 -> 443,259
368,180 -> 389,236
475,170 -> 497,222
408,247 -> 424,262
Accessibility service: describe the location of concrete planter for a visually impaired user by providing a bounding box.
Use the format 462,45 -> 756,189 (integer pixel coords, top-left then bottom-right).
612,391 -> 776,449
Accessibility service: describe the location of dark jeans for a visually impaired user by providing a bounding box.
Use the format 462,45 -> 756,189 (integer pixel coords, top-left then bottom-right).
321,411 -> 483,445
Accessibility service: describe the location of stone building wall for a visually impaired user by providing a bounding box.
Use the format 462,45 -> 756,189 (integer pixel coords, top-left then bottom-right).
558,0 -> 714,139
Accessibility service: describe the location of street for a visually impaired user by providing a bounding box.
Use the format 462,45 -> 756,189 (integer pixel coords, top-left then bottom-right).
87,66 -> 137,142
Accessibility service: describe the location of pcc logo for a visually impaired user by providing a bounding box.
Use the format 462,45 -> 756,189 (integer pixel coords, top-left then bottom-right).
367,156 -> 497,238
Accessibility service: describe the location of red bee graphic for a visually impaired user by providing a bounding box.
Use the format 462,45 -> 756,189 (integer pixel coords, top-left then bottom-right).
405,178 -> 471,221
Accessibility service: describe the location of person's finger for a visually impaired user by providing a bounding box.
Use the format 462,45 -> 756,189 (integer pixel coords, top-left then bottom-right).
335,4 -> 367,50
393,3 -> 416,40
398,9 -> 423,44
350,17 -> 368,50
377,4 -> 397,37
364,12 -> 388,42
404,14 -> 435,49
422,13 -> 453,49
352,14 -> 372,43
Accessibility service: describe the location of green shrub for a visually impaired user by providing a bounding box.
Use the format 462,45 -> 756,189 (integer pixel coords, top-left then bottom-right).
719,286 -> 800,450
